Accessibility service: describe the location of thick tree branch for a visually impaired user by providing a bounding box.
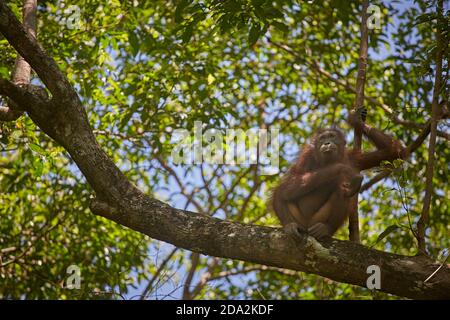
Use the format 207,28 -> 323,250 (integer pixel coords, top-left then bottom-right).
0,78 -> 46,109
0,0 -> 36,121
0,0 -> 79,105
91,197 -> 450,299
0,1 -> 449,299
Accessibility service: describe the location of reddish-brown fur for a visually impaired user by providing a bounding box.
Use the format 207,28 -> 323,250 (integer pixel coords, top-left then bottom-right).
271,113 -> 405,239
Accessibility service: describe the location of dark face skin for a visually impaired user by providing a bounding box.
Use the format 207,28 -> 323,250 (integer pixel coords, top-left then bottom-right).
316,130 -> 344,163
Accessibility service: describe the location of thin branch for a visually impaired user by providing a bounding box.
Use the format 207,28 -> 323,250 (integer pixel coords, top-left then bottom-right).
417,0 -> 445,254
200,163 -> 216,210
235,177 -> 261,221
189,264 -> 300,299
140,247 -> 178,300
268,40 -> 449,141
1,213 -> 64,268
182,252 -> 200,300
208,265 -> 299,282
348,0 -> 369,243
215,166 -> 254,218
424,250 -> 450,283
156,156 -> 205,214
360,169 -> 391,192
189,257 -> 219,298
360,117 -> 433,191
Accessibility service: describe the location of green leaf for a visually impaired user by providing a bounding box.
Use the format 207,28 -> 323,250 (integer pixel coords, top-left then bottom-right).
128,32 -> 140,56
175,0 -> 189,23
371,225 -> 400,247
271,21 -> 289,34
120,112 -> 133,129
31,156 -> 44,177
248,23 -> 261,46
207,74 -> 215,84
181,22 -> 194,43
29,143 -> 47,156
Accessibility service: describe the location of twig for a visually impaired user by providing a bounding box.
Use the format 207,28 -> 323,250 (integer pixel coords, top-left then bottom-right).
424,250 -> 450,283
140,247 -> 178,300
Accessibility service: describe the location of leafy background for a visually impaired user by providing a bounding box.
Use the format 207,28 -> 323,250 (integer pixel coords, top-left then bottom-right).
0,0 -> 448,299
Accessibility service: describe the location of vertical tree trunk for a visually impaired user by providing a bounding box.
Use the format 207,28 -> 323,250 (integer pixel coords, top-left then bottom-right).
417,0 -> 444,254
349,0 -> 369,243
